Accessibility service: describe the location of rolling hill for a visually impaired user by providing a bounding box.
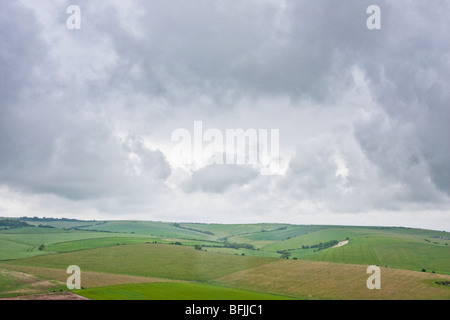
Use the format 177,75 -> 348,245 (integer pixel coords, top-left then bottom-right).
0,217 -> 449,300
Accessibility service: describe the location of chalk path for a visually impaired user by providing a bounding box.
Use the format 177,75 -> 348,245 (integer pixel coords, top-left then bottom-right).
332,240 -> 349,248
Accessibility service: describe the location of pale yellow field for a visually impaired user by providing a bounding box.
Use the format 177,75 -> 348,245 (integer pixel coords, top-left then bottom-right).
0,264 -> 178,289
213,259 -> 450,300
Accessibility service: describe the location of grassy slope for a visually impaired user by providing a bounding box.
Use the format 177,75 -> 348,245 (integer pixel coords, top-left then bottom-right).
262,227 -> 362,251
79,221 -> 216,240
203,247 -> 282,258
214,259 -> 450,300
46,237 -> 161,252
0,227 -> 144,260
2,223 -> 449,274
4,243 -> 275,281
0,238 -> 49,260
1,221 -> 449,300
46,237 -> 223,253
178,223 -> 292,239
75,282 -> 296,300
243,225 -> 334,241
3,240 -> 449,300
261,227 -> 450,274
23,220 -> 102,230
0,264 -> 178,289
0,267 -> 63,298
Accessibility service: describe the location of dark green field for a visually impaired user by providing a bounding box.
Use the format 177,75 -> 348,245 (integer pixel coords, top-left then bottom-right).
0,218 -> 449,300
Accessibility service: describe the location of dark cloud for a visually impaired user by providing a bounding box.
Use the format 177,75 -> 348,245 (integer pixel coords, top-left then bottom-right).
0,0 -> 170,202
182,164 -> 258,194
0,0 -> 449,227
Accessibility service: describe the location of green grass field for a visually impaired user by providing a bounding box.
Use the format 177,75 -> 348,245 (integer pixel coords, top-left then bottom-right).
0,238 -> 49,260
0,227 -> 145,260
78,221 -> 216,240
4,244 -> 275,281
46,237 -> 223,253
262,227 -> 450,274
46,237 -> 160,252
1,218 -> 449,300
23,220 -> 103,230
75,282 -> 296,300
204,247 -> 282,258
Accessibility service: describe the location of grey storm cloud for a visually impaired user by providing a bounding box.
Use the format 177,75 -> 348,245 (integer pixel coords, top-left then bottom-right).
182,164 -> 258,194
0,0 -> 171,201
0,0 -> 449,227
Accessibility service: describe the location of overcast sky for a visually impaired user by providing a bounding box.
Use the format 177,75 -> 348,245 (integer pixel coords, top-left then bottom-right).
1,0 -> 449,230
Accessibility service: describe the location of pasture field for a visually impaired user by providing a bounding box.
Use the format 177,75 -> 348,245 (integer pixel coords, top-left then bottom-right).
0,267 -> 63,298
214,259 -> 450,300
257,227 -> 450,274
2,243 -> 449,300
45,237 -> 222,253
0,238 -> 49,260
46,237 -> 162,252
288,237 -> 450,274
203,247 -> 282,258
174,223 -> 293,239
0,227 -> 142,260
4,244 -> 276,281
0,264 -> 177,289
75,282 -> 296,300
78,221 -> 216,240
0,218 -> 449,300
21,220 -> 102,230
240,225 -> 335,242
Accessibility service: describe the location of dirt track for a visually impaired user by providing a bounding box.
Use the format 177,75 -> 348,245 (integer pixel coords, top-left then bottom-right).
1,291 -> 89,300
332,240 -> 349,248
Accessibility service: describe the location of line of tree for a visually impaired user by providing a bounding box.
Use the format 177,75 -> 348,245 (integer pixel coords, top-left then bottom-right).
20,216 -> 96,222
311,240 -> 339,251
172,223 -> 215,236
200,244 -> 223,248
301,240 -> 339,251
37,224 -> 55,229
224,242 -> 255,250
276,250 -> 291,259
0,219 -> 32,228
261,226 -> 288,232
